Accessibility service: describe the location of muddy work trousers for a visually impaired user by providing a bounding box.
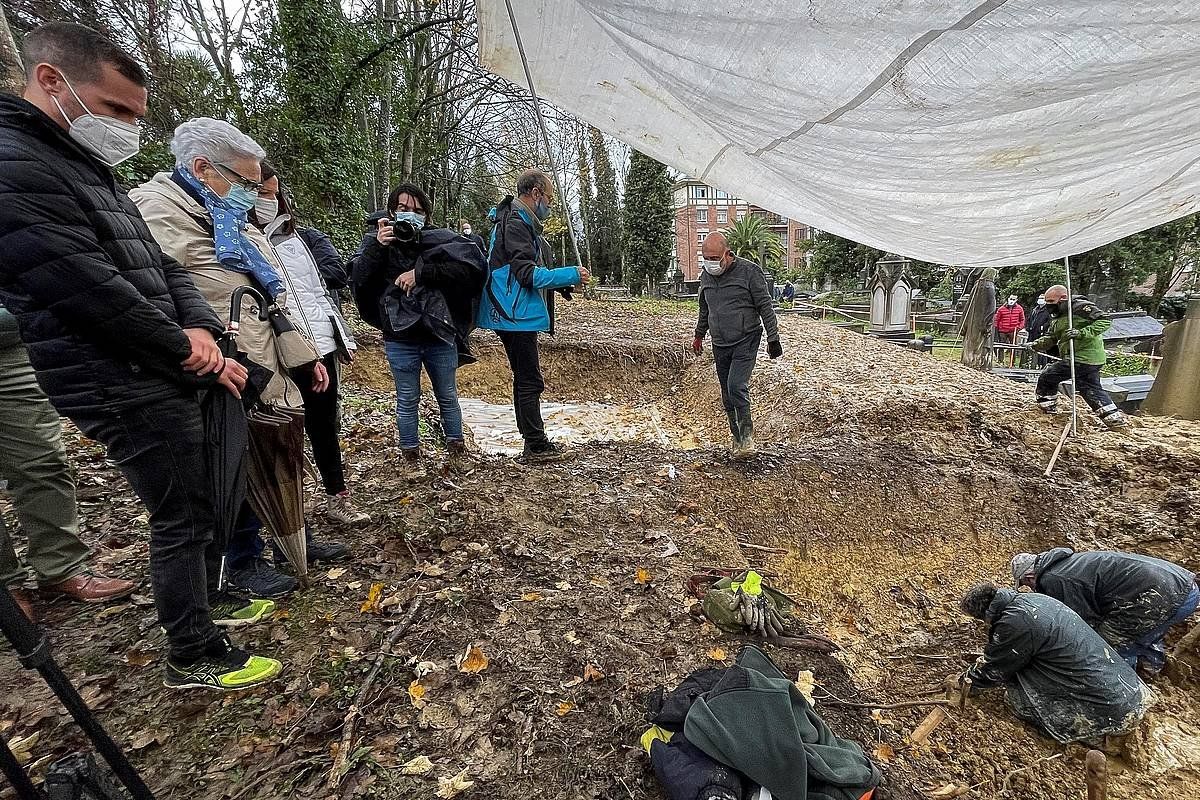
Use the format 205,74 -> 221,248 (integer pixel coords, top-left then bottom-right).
1035,360 -> 1121,421
713,332 -> 760,442
497,330 -> 548,446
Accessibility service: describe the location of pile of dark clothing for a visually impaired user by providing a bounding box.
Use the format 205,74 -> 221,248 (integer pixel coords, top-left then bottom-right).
642,646 -> 881,800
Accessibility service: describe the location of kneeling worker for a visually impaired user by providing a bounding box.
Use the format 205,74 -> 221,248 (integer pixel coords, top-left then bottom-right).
691,232 -> 782,459
1027,284 -> 1127,428
1012,549 -> 1198,675
959,582 -> 1149,744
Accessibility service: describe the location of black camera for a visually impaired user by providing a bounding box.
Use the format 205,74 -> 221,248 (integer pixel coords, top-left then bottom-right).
392,218 -> 421,245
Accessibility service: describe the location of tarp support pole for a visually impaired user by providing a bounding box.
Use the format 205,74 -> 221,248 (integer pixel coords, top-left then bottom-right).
1064,255 -> 1079,437
502,0 -> 584,269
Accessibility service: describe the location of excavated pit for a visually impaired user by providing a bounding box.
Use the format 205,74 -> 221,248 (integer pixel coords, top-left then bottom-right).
342,304 -> 1200,799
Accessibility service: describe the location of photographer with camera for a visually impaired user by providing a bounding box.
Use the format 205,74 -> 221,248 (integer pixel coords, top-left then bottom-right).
351,184 -> 487,477
478,170 -> 590,463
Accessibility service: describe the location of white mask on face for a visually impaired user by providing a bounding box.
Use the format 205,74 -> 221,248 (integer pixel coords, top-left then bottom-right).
702,258 -> 725,276
255,196 -> 279,224
50,73 -> 141,167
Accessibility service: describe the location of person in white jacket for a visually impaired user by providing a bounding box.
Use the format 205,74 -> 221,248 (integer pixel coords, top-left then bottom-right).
253,163 -> 369,527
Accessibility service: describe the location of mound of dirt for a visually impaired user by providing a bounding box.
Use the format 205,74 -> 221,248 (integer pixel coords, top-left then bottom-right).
2,299 -> 1197,799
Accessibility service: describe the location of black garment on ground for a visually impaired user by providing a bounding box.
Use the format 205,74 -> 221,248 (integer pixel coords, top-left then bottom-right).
71,396 -> 224,661
650,648 -> 880,800
648,729 -> 745,800
1035,361 -> 1115,412
1032,547 -> 1197,648
351,227 -> 485,364
0,95 -> 222,416
714,331 -> 760,441
497,329 -> 548,445
695,257 -> 780,348
966,588 -> 1148,743
290,352 -> 346,496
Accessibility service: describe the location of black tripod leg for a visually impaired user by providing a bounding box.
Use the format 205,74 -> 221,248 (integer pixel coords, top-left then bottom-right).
0,733 -> 46,799
0,588 -> 155,800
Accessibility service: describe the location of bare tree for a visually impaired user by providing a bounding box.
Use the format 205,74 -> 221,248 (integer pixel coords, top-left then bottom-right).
0,3 -> 23,96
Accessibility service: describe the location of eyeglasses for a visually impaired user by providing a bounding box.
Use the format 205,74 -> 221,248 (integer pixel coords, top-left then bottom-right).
213,162 -> 264,192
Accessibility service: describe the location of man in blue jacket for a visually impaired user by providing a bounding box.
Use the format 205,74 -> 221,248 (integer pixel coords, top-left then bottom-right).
478,170 -> 589,463
692,232 -> 782,459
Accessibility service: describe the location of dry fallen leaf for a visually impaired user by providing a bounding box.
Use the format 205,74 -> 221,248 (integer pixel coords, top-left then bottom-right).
583,663 -> 605,683
326,567 -> 347,580
408,680 -> 428,709
794,670 -> 816,705
561,676 -> 584,689
457,644 -> 489,674
123,649 -> 155,668
873,742 -> 896,764
360,583 -> 384,614
400,755 -> 434,775
927,784 -> 971,799
555,701 -> 575,717
520,591 -> 543,602
635,568 -> 652,585
9,731 -> 38,765
436,768 -> 474,798
707,647 -> 728,661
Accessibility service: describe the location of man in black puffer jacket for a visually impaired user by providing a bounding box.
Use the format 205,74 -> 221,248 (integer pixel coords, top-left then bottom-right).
1012,548 -> 1199,674
0,24 -> 281,692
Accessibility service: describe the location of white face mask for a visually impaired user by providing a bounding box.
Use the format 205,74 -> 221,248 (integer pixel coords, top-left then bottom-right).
702,258 -> 725,276
50,73 -> 141,167
255,196 -> 279,224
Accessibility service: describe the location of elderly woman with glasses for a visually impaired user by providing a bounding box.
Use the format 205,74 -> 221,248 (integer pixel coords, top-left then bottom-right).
130,117 -> 349,602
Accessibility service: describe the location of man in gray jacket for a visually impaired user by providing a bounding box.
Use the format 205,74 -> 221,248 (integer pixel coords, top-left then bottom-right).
692,232 -> 782,458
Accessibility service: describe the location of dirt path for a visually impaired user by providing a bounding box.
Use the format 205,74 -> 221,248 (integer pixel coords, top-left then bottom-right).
2,300 -> 1198,799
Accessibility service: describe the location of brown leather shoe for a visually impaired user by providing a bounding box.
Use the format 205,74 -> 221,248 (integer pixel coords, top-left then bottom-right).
8,588 -> 37,623
39,573 -> 136,604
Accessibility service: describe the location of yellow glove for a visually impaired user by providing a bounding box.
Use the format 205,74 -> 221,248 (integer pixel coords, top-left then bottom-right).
639,725 -> 673,754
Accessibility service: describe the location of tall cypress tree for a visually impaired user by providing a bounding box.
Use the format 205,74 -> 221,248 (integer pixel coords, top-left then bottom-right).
622,150 -> 673,296
588,127 -> 622,283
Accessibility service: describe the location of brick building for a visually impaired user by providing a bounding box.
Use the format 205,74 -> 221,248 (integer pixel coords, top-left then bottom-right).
671,178 -> 815,282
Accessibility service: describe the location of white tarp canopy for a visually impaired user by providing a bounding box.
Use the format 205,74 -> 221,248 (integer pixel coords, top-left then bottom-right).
477,1 -> 1200,266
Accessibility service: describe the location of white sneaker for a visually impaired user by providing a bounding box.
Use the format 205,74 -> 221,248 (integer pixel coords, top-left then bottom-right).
324,493 -> 370,526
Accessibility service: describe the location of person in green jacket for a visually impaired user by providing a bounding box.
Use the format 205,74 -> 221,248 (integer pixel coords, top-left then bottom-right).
1028,284 -> 1127,429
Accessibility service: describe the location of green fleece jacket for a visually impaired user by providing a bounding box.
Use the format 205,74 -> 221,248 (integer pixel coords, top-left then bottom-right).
684,647 -> 880,800
1030,298 -> 1111,365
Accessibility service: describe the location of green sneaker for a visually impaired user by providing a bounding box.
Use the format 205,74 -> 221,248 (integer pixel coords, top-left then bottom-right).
211,595 -> 276,628
164,637 -> 282,691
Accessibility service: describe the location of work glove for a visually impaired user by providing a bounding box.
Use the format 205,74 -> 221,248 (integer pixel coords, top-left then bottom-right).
692,337 -> 703,355
732,589 -> 788,638
1066,328 -> 1081,339
767,340 -> 783,359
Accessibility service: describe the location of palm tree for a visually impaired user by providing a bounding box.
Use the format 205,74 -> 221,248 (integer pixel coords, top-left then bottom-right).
724,215 -> 784,275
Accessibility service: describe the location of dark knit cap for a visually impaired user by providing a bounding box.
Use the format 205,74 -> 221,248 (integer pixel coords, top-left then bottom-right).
960,582 -> 997,620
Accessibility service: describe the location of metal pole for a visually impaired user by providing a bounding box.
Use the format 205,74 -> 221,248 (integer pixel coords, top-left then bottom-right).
1064,255 -> 1079,436
502,0 -> 584,269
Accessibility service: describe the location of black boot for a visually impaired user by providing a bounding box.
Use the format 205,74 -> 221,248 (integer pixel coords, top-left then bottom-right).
732,410 -> 756,460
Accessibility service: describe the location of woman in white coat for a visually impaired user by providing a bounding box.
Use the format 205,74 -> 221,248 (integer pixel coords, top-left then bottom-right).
252,163 -> 369,527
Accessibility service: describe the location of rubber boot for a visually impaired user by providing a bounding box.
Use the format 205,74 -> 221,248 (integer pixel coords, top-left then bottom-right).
733,410 -> 756,460
725,408 -> 741,453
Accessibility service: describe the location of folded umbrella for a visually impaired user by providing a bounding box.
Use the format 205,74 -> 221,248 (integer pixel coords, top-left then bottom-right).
245,406 -> 309,587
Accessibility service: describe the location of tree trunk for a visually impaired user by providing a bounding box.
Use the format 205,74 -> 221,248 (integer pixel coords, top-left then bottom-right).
0,4 -> 24,97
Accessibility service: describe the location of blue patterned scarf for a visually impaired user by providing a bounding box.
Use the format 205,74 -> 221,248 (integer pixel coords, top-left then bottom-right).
174,167 -> 284,299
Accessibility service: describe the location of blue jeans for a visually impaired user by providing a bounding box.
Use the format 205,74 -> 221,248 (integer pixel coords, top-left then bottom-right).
1117,585 -> 1200,671
384,339 -> 463,449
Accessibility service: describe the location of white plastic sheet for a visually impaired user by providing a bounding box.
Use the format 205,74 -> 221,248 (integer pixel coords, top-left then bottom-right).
478,1 -> 1200,266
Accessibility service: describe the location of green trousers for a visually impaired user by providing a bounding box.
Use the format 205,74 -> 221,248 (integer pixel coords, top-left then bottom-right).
0,339 -> 89,587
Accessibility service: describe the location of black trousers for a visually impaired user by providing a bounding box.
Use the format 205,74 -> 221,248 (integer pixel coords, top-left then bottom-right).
1036,360 -> 1116,412
713,332 -> 761,438
290,352 -> 346,496
72,396 -> 223,661
497,330 -> 547,445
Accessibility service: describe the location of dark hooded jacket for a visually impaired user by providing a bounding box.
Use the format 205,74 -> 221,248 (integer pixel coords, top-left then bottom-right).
351,226 -> 485,364
1032,547 -> 1196,647
0,95 -> 222,416
967,589 -> 1148,743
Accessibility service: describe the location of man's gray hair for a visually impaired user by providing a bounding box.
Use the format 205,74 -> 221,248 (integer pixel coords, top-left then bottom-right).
170,117 -> 266,170
516,169 -> 553,197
